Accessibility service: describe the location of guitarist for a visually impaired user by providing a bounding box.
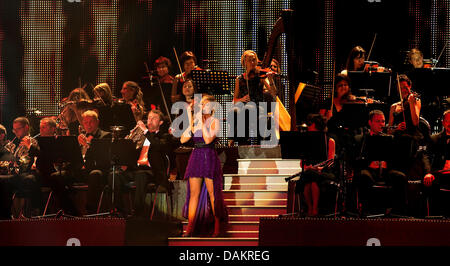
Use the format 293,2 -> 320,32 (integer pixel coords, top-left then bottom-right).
296,114 -> 336,217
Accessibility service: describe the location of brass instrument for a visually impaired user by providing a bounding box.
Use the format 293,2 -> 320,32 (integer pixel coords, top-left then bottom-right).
3,135 -> 38,174
125,123 -> 146,150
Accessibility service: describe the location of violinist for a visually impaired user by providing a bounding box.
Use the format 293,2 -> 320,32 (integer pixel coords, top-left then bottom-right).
353,110 -> 409,216
171,51 -> 198,103
388,74 -> 422,139
120,81 -> 146,123
59,88 -> 92,136
341,46 -> 367,76
145,56 -> 174,112
229,50 -> 276,145
269,58 -> 285,103
92,83 -> 115,132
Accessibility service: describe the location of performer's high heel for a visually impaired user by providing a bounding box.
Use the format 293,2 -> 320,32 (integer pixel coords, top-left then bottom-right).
212,217 -> 222,237
182,223 -> 193,237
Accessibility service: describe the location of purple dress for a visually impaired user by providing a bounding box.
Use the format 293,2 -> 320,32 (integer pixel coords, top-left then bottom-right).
182,130 -> 228,236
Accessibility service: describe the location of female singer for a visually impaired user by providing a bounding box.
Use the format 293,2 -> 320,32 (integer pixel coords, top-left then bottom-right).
181,94 -> 228,237
388,74 -> 421,138
120,81 -> 146,122
296,114 -> 336,217
341,46 -> 367,76
171,51 -> 198,103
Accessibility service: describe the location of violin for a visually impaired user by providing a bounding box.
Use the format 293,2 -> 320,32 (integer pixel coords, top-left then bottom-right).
363,61 -> 391,73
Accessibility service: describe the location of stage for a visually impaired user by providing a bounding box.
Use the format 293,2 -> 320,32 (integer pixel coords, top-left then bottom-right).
2,216 -> 450,246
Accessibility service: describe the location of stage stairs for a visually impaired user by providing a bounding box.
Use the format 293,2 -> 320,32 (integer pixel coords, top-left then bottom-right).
168,149 -> 301,246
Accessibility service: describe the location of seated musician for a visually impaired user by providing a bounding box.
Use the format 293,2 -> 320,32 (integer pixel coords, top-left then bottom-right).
353,110 -> 409,216
111,110 -> 179,217
408,48 -> 424,69
269,58 -> 285,104
120,81 -> 146,123
423,110 -> 450,215
7,117 -> 40,218
171,51 -> 198,104
78,110 -> 112,214
59,88 -> 92,136
229,50 -> 276,145
340,46 -> 368,76
295,114 -> 336,217
388,74 -> 422,140
92,83 -> 115,132
0,124 -> 14,219
34,117 -> 79,216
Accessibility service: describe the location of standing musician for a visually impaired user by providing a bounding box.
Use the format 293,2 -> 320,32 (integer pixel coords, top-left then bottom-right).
77,110 -> 112,214
171,51 -> 198,104
353,110 -> 409,216
388,74 -> 422,139
120,81 -> 146,123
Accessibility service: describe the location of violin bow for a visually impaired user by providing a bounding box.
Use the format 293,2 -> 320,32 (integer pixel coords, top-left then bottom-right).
366,33 -> 377,62
396,73 -> 407,124
144,62 -> 172,124
173,47 -> 184,81
330,60 -> 336,114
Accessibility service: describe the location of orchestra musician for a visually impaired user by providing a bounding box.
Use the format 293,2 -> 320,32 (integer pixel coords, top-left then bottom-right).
388,74 -> 422,139
423,110 -> 450,215
120,81 -> 146,123
92,83 -> 115,132
59,88 -> 92,136
145,56 -> 174,113
408,48 -> 424,69
341,46 -> 368,76
7,117 -> 40,218
229,50 -> 276,145
353,110 -> 409,216
78,110 -> 112,214
171,51 -> 198,104
0,124 -> 14,219
295,114 -> 336,217
33,117 -> 79,216
269,58 -> 285,104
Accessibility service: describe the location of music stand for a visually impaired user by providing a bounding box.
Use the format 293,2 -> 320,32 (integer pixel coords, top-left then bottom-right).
191,69 -> 231,95
348,71 -> 392,102
86,138 -> 137,217
340,102 -> 388,130
35,136 -> 83,218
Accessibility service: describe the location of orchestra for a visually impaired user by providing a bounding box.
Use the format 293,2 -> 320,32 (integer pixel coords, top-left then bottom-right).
0,33 -> 448,239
